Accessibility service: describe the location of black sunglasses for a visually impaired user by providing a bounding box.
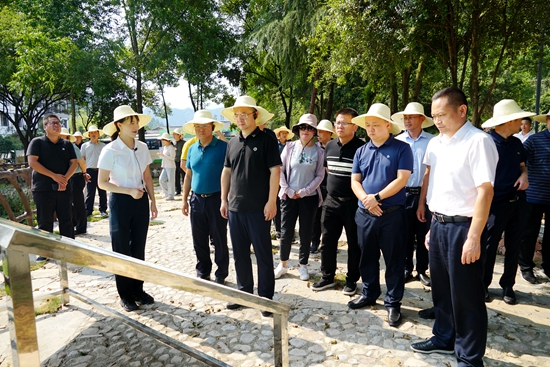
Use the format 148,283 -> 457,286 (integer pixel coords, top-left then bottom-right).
299,125 -> 316,131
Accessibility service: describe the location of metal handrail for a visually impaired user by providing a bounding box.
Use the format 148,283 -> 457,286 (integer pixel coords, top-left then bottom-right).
0,218 -> 290,367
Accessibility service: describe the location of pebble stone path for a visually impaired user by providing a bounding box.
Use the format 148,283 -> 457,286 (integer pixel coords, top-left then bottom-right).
1,185 -> 550,367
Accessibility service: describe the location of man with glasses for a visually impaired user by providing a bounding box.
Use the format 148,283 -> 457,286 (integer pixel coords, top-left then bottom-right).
311,108 -> 365,295
220,96 -> 281,317
182,110 -> 229,285
27,114 -> 78,247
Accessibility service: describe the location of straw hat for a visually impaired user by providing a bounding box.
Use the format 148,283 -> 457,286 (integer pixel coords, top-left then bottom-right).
317,119 -> 337,138
172,128 -> 184,136
73,131 -> 83,138
182,110 -> 224,135
352,103 -> 401,135
83,125 -> 104,139
103,105 -> 152,137
59,128 -> 76,142
221,95 -> 274,126
391,102 -> 434,130
291,114 -> 318,135
156,132 -> 172,141
481,99 -> 535,128
273,126 -> 294,140
533,109 -> 550,124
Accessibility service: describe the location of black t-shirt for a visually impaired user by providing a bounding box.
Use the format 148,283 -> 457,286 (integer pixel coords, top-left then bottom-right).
224,127 -> 282,212
324,135 -> 365,198
27,135 -> 77,192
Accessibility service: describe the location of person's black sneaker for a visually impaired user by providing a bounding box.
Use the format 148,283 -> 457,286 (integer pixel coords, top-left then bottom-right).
310,244 -> 319,253
521,270 -> 537,284
502,287 -> 517,305
311,278 -> 335,291
418,273 -> 431,287
342,282 -> 357,296
261,310 -> 273,317
214,277 -> 225,285
484,290 -> 491,303
134,292 -> 154,305
226,303 -> 243,310
418,307 -> 435,320
120,298 -> 139,311
198,275 -> 211,281
411,339 -> 454,354
36,256 -> 48,262
404,271 -> 414,283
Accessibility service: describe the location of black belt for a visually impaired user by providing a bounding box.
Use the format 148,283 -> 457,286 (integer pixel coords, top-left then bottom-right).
331,195 -> 354,202
361,205 -> 401,216
87,168 -> 98,171
195,191 -> 220,198
433,212 -> 471,223
508,195 -> 520,202
406,187 -> 421,195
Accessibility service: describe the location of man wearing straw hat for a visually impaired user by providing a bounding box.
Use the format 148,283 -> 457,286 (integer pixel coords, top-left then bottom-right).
518,109 -> 550,283
73,131 -> 84,149
220,95 -> 281,316
393,102 -> 435,287
479,99 -> 532,304
349,103 -> 413,327
182,110 -> 229,284
411,87 -> 498,366
81,125 -> 108,217
172,128 -> 186,196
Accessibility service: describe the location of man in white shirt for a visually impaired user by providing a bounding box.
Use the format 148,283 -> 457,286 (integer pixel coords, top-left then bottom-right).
513,117 -> 534,143
411,87 -> 498,367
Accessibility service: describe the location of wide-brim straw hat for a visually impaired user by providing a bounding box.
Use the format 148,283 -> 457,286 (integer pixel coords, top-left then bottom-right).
317,119 -> 337,138
291,113 -> 318,135
391,102 -> 434,130
73,131 -> 83,138
533,109 -> 550,124
83,125 -> 104,139
183,110 -> 224,135
103,105 -> 152,137
59,127 -> 76,142
352,103 -> 402,135
481,99 -> 535,128
273,126 -> 294,140
157,132 -> 172,141
172,128 -> 184,136
221,95 -> 274,126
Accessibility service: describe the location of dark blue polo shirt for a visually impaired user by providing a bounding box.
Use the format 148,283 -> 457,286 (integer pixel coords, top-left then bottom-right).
224,127 -> 282,212
524,129 -> 550,205
187,137 -> 227,194
490,131 -> 526,209
352,135 -> 413,210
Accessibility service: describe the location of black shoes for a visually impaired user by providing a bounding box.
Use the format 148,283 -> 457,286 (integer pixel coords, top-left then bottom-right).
502,287 -> 517,305
484,290 -> 491,303
226,303 -> 243,310
310,244 -> 319,253
418,307 -> 435,320
404,271 -> 415,283
342,282 -> 357,296
261,310 -> 273,317
521,270 -> 537,284
411,339 -> 454,354
214,277 -> 226,285
311,278 -> 335,291
120,298 -> 139,311
418,273 -> 431,287
347,295 -> 376,309
387,308 -> 402,327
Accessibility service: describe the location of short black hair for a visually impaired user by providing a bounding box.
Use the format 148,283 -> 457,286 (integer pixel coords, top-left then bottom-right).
522,117 -> 532,124
335,107 -> 358,119
432,87 -> 468,110
43,114 -> 60,124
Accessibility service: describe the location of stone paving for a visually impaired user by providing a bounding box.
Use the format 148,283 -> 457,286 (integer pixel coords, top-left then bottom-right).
1,186 -> 550,366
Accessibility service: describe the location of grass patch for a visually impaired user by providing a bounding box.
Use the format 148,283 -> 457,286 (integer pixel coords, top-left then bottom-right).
149,221 -> 163,226
30,260 -> 48,271
35,296 -> 62,316
0,285 -> 6,297
272,244 -> 279,254
88,210 -> 108,222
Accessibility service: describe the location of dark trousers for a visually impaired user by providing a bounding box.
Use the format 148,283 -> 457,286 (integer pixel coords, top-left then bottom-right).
109,193 -> 149,299
86,168 -> 107,216
320,195 -> 361,283
72,173 -> 87,233
175,161 -> 185,195
279,194 -> 318,264
484,199 -> 528,290
311,185 -> 328,247
404,193 -> 430,275
228,211 -> 275,299
356,207 -> 406,309
33,189 -> 75,239
519,202 -> 550,274
273,197 -> 281,237
430,220 -> 487,367
190,193 -> 229,280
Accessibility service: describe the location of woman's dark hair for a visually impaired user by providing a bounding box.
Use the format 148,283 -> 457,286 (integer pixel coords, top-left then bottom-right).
111,115 -> 140,141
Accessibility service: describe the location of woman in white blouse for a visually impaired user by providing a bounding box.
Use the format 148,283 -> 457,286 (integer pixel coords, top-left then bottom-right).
98,105 -> 158,312
157,132 -> 176,200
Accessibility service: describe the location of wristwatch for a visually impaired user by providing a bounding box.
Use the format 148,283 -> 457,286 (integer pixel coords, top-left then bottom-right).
374,193 -> 382,202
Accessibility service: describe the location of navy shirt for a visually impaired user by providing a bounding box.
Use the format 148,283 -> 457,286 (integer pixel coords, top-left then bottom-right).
352,135 -> 413,210
324,136 -> 365,198
224,127 -> 282,212
187,137 -> 227,194
524,129 -> 550,205
490,131 -> 526,209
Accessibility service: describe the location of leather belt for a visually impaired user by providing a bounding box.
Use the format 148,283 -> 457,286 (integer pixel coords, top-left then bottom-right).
361,205 -> 401,216
331,195 -> 354,202
433,212 -> 471,223
195,191 -> 220,198
406,187 -> 421,195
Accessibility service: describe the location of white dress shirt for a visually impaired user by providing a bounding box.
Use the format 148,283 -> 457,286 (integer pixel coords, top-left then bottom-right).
513,130 -> 534,143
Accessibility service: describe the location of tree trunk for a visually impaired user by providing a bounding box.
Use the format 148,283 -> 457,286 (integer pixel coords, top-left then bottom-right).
188,81 -> 197,112
325,82 -> 334,120
309,69 -> 320,114
470,0 -> 480,127
389,72 -> 398,113
401,66 -> 412,109
70,94 -> 77,133
412,59 -> 425,102
160,85 -> 170,133
136,70 -> 145,142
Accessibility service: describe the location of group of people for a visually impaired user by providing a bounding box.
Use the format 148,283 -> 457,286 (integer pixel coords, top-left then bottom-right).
27,87 -> 550,367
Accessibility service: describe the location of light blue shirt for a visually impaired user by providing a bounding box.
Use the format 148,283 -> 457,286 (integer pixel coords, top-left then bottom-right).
396,130 -> 434,187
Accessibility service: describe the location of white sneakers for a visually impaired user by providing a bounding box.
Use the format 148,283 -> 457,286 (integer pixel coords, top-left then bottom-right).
274,263 -> 309,281
298,264 -> 309,281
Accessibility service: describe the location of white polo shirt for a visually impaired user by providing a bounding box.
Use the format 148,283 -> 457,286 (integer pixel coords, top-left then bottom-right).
424,121 -> 498,217
98,138 -> 152,190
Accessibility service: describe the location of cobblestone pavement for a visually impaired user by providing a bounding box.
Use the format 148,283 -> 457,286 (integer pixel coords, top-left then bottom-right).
1,188 -> 550,367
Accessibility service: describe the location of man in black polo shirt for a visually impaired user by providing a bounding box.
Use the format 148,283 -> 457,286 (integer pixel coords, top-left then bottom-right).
311,107 -> 365,295
220,96 -> 281,317
27,114 -> 78,241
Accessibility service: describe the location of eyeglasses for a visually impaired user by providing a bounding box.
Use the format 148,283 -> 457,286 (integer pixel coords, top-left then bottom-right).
194,124 -> 212,129
299,125 -> 316,131
334,122 -> 350,127
48,121 -> 61,126
234,112 -> 254,120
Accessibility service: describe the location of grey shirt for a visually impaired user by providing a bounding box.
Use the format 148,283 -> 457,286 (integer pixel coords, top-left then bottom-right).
81,141 -> 106,168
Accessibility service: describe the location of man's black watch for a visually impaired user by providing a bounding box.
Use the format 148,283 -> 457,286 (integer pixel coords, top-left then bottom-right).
374,193 -> 382,202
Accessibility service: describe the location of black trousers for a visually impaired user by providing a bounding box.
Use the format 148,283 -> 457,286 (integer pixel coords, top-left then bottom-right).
72,173 -> 87,233
273,197 -> 281,237
483,199 -> 528,290
228,211 -> 275,299
311,185 -> 328,247
279,194 -> 318,264
404,193 -> 430,275
320,195 -> 361,283
109,193 -> 149,299
430,219 -> 487,367
33,189 -> 75,239
86,168 -> 107,216
174,161 -> 185,195
356,206 -> 406,309
190,192 -> 229,280
519,202 -> 550,275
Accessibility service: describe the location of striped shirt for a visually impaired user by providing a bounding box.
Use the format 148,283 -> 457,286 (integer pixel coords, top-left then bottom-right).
324,135 -> 365,198
524,129 -> 550,205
